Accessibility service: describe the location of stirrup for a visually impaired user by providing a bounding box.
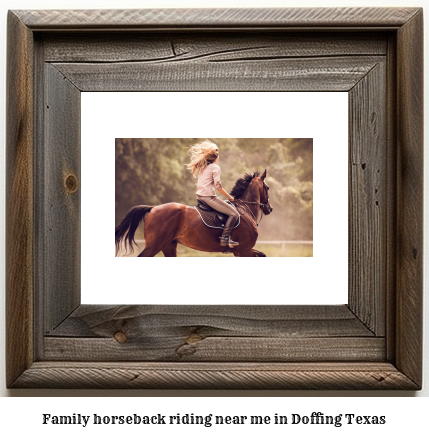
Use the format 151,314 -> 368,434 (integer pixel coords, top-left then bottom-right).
220,236 -> 239,247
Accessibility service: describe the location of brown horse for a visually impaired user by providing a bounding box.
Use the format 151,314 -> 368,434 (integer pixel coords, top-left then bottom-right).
115,169 -> 273,257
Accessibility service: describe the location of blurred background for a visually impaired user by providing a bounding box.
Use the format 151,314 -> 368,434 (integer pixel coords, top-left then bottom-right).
115,138 -> 313,256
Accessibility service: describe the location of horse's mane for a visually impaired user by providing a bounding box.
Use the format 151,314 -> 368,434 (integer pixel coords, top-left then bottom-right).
230,170 -> 261,198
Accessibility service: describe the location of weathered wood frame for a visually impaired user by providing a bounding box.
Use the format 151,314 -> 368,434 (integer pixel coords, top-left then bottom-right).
6,8 -> 423,389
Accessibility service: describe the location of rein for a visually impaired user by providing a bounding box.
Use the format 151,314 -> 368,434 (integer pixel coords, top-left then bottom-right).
236,199 -> 267,206
237,200 -> 263,226
235,182 -> 270,227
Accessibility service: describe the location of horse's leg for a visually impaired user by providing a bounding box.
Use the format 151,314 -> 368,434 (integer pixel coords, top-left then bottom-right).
137,203 -> 185,257
232,248 -> 253,257
162,241 -> 178,257
138,239 -> 175,257
138,245 -> 163,257
251,248 -> 266,257
137,232 -> 172,257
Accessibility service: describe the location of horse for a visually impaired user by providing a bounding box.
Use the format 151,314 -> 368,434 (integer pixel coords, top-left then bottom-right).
115,169 -> 273,257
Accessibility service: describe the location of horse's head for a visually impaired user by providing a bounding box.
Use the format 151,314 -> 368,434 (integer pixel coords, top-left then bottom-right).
230,170 -> 273,219
259,169 -> 273,215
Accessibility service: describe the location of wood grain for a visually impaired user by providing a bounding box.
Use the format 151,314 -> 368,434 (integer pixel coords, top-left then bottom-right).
44,305 -> 380,362
348,61 -> 386,335
47,305 -> 374,338
42,33 -> 387,63
395,9 -> 424,388
6,11 -> 34,388
384,33 -> 398,364
52,56 -> 384,92
43,64 -> 81,333
14,8 -> 420,29
11,362 -> 419,390
44,337 -> 385,362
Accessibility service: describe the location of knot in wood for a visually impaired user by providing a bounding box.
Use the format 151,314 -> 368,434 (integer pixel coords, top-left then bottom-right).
186,333 -> 203,344
64,174 -> 78,193
114,331 -> 128,343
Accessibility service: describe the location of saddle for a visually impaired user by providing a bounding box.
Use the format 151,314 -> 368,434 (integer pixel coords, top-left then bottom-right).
194,199 -> 240,229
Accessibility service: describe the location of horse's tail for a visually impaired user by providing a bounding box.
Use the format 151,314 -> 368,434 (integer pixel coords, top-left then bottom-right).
115,205 -> 153,255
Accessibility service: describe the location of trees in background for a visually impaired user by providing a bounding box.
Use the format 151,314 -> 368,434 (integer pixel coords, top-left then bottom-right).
115,138 -> 313,240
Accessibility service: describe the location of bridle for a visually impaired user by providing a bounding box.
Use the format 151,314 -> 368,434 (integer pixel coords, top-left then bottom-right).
235,180 -> 271,226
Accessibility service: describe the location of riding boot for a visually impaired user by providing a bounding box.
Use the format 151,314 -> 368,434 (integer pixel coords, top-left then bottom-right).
220,216 -> 239,247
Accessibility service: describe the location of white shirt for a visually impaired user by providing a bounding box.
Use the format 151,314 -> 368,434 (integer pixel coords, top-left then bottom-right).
196,163 -> 223,196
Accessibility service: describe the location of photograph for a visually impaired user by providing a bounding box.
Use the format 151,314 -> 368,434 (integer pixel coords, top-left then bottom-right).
115,138 -> 313,258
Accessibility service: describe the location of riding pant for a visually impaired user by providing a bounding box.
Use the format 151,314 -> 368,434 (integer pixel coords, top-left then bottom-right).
197,195 -> 239,218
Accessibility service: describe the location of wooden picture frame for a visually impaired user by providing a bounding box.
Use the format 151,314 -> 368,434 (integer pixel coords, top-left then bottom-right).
6,8 -> 423,389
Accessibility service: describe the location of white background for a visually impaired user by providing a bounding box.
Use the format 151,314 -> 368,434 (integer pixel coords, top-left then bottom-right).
82,92 -> 348,305
0,0 -> 427,423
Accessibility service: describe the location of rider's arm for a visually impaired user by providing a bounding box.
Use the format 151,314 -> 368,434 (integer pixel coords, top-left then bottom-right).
217,186 -> 235,202
212,165 -> 235,201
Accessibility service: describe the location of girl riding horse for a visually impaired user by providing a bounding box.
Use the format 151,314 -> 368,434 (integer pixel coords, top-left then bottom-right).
186,140 -> 239,247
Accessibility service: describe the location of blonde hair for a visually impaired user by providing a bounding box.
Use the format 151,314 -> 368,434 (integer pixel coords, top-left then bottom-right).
186,140 -> 219,177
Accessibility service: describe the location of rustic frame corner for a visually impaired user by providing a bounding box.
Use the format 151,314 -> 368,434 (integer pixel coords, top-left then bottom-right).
6,7 -> 423,390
